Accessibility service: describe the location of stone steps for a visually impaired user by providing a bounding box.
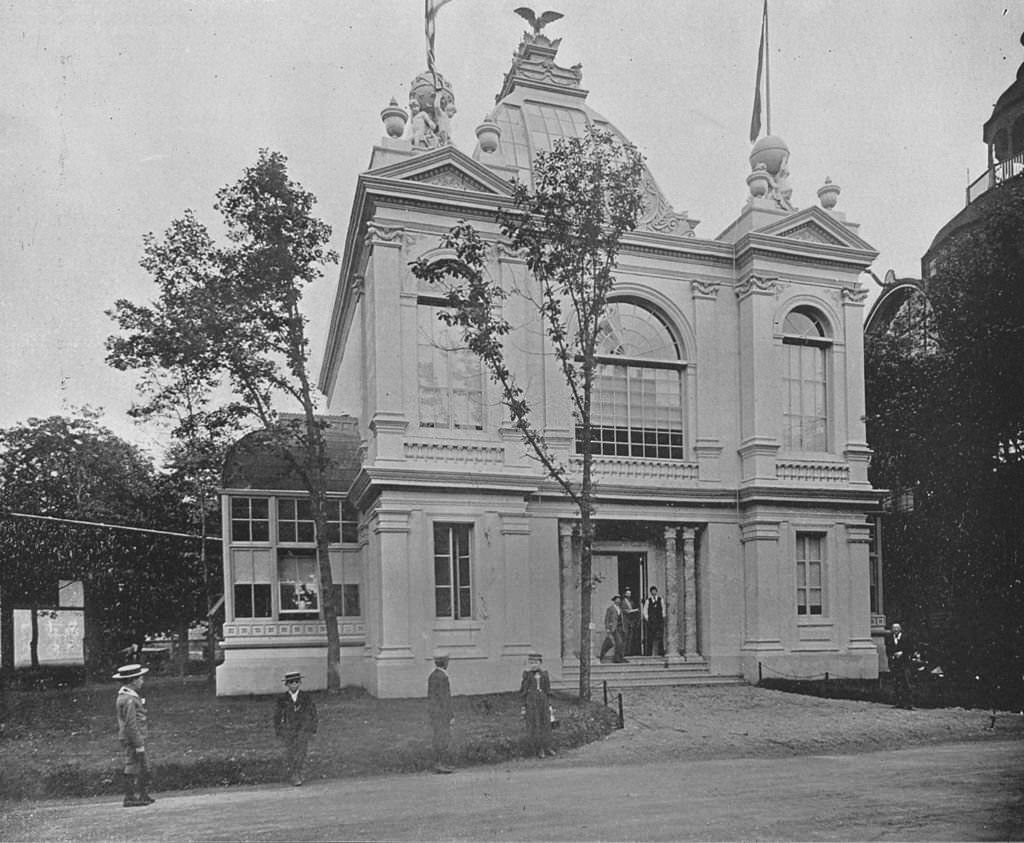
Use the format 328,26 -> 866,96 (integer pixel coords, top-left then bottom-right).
553,656 -> 746,691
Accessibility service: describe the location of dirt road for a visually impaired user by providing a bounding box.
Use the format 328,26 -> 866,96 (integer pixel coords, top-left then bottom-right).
3,685 -> 1022,841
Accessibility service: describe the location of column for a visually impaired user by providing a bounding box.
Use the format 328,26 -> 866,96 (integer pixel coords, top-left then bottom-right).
664,526 -> 680,657
559,522 -> 577,661
682,527 -> 698,658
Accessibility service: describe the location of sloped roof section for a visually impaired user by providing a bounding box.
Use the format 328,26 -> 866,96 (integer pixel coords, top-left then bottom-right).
222,414 -> 362,494
756,206 -> 875,252
368,144 -> 516,196
476,31 -> 698,237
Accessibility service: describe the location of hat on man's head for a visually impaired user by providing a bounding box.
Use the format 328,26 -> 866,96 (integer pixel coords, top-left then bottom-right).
432,649 -> 450,664
112,664 -> 149,681
527,652 -> 543,661
612,594 -> 622,601
283,671 -> 303,683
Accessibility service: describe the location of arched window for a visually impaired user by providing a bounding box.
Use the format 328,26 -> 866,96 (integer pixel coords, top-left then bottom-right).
576,301 -> 687,460
782,307 -> 831,452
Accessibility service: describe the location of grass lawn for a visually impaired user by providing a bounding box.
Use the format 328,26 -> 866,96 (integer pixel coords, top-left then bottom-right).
0,676 -> 619,801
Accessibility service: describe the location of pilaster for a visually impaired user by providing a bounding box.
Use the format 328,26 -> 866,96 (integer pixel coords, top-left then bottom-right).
736,276 -> 782,482
364,222 -> 409,464
841,286 -> 872,485
690,280 -> 725,483
371,508 -> 415,662
740,519 -> 784,651
559,522 -> 578,661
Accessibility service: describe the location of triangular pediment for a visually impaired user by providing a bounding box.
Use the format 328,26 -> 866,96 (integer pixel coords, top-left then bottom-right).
756,206 -> 874,251
368,145 -> 514,197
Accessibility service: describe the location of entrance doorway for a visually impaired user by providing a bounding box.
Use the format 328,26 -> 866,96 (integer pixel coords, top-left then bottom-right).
592,550 -> 647,658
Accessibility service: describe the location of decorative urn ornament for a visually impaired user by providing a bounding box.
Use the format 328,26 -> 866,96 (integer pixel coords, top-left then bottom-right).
817,177 -> 841,210
746,163 -> 771,198
381,98 -> 408,139
475,116 -> 501,153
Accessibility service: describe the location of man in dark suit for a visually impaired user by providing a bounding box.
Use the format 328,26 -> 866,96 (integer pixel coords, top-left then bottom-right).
885,623 -> 914,709
642,586 -> 666,657
274,671 -> 318,786
427,651 -> 454,773
598,595 -> 626,663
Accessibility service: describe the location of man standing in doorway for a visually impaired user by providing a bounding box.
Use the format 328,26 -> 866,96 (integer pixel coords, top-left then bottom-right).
642,586 -> 666,657
599,595 -> 626,663
622,588 -> 641,656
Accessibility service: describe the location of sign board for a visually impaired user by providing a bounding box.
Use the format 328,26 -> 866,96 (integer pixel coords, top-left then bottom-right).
59,580 -> 85,608
13,609 -> 85,666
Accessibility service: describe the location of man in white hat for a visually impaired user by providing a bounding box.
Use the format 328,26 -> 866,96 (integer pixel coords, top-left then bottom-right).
427,651 -> 454,773
113,663 -> 153,807
273,671 -> 318,786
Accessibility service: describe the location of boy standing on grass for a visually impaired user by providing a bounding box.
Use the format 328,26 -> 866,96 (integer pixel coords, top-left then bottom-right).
520,652 -> 554,758
113,664 -> 154,808
274,671 -> 318,786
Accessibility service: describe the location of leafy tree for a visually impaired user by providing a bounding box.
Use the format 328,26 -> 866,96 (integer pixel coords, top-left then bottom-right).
107,150 -> 345,689
0,412 -> 194,671
866,177 -> 1024,697
412,126 -> 645,699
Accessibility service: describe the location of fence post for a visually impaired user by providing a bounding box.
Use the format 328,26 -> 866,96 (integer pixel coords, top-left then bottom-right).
603,680 -> 608,706
758,661 -> 763,683
617,693 -> 624,729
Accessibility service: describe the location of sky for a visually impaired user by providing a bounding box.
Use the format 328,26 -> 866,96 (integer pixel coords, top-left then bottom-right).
3,0 -> 1023,457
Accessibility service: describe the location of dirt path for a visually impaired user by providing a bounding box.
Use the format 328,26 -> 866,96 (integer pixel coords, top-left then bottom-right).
3,685 -> 1022,842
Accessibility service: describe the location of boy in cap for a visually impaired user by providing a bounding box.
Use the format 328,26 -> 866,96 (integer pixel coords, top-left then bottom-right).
113,663 -> 154,807
519,652 -> 554,758
273,671 -> 318,786
427,651 -> 454,773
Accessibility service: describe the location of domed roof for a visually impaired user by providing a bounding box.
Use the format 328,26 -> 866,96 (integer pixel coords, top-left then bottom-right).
473,32 -> 698,237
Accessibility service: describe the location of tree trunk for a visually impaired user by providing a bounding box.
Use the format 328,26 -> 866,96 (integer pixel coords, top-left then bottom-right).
29,602 -> 40,669
313,501 -> 342,692
577,437 -> 595,701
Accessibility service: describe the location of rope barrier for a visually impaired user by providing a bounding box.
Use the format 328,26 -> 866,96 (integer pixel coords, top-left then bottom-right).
758,662 -> 832,682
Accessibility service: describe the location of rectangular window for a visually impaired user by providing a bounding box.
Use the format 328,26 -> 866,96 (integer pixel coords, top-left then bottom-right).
418,302 -> 484,431
796,533 -> 825,616
232,552 -> 272,619
434,523 -> 472,619
327,499 -> 359,544
868,517 -> 882,615
580,363 -> 685,460
278,551 -> 319,619
332,583 -> 362,617
783,343 -> 828,451
231,497 -> 270,542
278,498 -> 316,543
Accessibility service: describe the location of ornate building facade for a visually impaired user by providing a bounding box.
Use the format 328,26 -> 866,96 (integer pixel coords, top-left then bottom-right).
217,26 -> 883,697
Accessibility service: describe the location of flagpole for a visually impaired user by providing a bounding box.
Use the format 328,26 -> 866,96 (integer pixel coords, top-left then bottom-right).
764,0 -> 771,136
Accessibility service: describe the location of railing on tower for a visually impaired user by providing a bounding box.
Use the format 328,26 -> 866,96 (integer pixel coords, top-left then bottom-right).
966,150 -> 1024,204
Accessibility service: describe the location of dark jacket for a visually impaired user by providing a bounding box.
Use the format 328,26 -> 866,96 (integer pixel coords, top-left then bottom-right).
427,667 -> 452,724
274,691 -> 318,739
885,630 -> 913,667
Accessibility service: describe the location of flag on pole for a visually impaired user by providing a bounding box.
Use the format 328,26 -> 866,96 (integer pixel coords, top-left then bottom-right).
749,0 -> 768,143
425,0 -> 455,89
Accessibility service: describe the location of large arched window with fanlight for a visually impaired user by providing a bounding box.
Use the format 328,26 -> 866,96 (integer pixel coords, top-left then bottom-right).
782,306 -> 832,452
575,301 -> 687,460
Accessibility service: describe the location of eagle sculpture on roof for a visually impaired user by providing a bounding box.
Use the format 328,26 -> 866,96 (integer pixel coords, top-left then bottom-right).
514,7 -> 564,36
